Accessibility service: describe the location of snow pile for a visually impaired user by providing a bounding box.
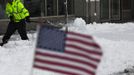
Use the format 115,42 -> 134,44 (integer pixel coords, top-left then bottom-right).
71,18 -> 87,32
0,18 -> 134,75
73,18 -> 86,26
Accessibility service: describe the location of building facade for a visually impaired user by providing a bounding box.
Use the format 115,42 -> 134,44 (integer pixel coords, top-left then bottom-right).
75,0 -> 134,23
100,0 -> 134,22
0,0 -> 134,23
0,0 -> 74,18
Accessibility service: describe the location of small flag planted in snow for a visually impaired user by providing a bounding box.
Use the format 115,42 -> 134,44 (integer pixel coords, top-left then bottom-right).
34,25 -> 103,75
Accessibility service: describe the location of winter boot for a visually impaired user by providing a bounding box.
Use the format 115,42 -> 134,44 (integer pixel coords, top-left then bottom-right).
0,42 -> 4,46
0,40 -> 8,46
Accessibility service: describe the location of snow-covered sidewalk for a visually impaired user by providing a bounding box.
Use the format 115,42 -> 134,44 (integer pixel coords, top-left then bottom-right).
0,18 -> 134,75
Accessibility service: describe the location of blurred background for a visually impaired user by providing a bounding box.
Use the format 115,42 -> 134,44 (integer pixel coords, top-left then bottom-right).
0,0 -> 134,34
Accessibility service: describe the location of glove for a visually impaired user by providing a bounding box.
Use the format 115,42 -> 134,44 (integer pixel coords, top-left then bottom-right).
25,16 -> 31,23
9,16 -> 14,22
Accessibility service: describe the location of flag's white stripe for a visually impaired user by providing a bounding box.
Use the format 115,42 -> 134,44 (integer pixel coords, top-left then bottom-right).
35,55 -> 96,72
66,41 -> 101,52
67,34 -> 95,43
65,47 -> 102,59
36,48 -> 99,65
35,62 -> 92,75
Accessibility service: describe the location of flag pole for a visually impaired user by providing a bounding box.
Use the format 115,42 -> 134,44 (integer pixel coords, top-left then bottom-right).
29,17 -> 43,75
29,9 -> 44,75
65,0 -> 68,31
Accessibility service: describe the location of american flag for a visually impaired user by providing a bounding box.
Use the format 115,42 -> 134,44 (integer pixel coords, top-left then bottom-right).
34,26 -> 103,75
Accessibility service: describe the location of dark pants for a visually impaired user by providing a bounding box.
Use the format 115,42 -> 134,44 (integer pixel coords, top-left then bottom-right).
2,20 -> 29,43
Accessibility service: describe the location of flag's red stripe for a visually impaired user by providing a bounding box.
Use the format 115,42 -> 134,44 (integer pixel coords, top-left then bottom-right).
66,44 -> 102,56
65,50 -> 101,63
67,31 -> 93,39
35,58 -> 95,75
66,38 -> 101,48
35,52 -> 97,68
34,65 -> 80,75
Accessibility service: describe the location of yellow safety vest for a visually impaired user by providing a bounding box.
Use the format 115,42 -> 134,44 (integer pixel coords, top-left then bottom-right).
6,0 -> 29,22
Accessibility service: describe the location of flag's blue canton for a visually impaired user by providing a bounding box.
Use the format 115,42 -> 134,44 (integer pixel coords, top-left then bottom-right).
37,27 -> 66,52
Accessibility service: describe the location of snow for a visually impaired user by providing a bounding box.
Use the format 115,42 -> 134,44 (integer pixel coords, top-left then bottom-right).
0,18 -> 134,75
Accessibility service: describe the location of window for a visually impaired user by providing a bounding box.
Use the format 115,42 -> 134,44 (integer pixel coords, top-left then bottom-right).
101,0 -> 120,20
58,0 -> 66,15
111,0 -> 120,19
46,0 -> 57,16
100,0 -> 110,19
0,0 -> 74,19
24,0 -> 75,17
0,1 -> 6,19
67,0 -> 74,15
24,0 -> 41,17
122,0 -> 131,10
58,0 -> 74,15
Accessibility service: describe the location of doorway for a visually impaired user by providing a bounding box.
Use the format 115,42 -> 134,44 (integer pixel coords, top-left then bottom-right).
121,0 -> 132,20
110,0 -> 120,20
101,0 -> 120,21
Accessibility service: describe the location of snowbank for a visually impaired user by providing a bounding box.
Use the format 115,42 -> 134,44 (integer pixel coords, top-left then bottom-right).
0,18 -> 134,75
